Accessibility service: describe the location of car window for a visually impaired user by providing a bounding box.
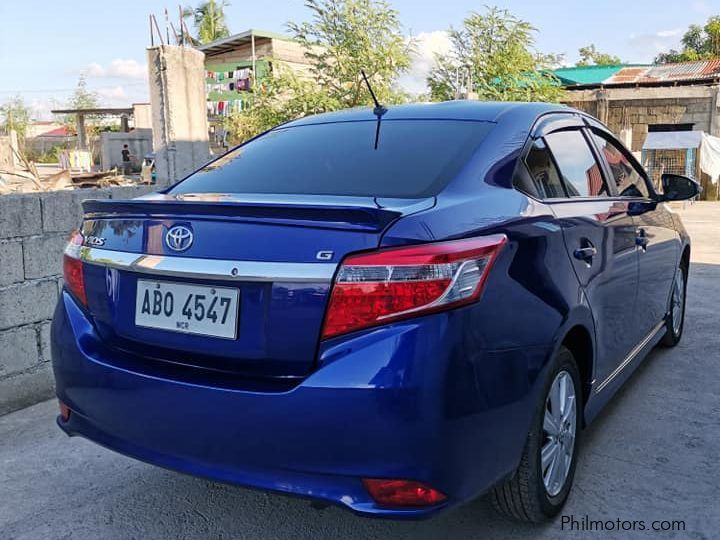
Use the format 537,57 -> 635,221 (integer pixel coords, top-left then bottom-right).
170,120 -> 494,198
591,132 -> 650,198
522,139 -> 566,198
545,130 -> 610,198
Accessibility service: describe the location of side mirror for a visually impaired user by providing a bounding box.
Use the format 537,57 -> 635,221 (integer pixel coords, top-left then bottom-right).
659,174 -> 701,202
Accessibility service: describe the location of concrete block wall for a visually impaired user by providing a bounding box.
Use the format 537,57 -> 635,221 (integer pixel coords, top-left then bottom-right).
564,85 -> 720,152
0,185 -> 158,415
100,129 -> 153,171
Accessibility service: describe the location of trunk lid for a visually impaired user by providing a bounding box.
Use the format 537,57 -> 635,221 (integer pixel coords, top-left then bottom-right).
78,194 -> 433,378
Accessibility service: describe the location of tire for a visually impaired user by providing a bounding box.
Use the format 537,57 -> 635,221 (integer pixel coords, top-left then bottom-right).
660,261 -> 688,347
491,346 -> 581,522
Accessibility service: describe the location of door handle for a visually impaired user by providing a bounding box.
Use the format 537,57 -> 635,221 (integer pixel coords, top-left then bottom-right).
636,228 -> 649,249
573,245 -> 597,263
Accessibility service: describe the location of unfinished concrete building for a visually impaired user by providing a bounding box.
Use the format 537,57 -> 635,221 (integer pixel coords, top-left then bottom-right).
198,30 -> 311,110
556,61 -> 720,196
197,30 -> 312,149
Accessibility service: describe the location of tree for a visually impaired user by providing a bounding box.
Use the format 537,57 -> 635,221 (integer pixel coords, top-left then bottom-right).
287,0 -> 412,108
227,64 -> 332,143
67,75 -> 100,111
183,0 -> 231,45
63,76 -> 102,159
227,0 -> 413,142
62,76 -> 100,133
427,6 -> 563,103
0,96 -> 31,139
576,44 -> 621,66
655,15 -> 720,63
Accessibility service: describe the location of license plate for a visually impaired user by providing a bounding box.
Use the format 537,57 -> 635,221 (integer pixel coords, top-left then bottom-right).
135,280 -> 240,339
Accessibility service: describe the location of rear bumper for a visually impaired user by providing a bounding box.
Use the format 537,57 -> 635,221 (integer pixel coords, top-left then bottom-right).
52,291 -> 550,518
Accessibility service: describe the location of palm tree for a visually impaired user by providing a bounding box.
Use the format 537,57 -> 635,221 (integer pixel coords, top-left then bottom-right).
183,1 -> 231,45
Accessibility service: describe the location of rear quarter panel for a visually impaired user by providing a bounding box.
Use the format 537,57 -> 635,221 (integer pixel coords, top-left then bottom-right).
375,186 -> 595,492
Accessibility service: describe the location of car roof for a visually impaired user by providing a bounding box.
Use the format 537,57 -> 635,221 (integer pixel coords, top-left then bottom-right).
282,101 -> 574,128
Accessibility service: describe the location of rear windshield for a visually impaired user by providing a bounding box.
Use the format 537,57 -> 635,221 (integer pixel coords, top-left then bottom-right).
170,119 -> 494,198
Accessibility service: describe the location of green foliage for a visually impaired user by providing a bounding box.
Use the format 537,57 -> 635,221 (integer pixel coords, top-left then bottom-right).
27,144 -> 65,164
183,1 -> 231,45
288,0 -> 412,108
427,6 -> 563,103
67,75 -> 100,110
0,96 -> 31,139
655,15 -> 720,63
576,44 -> 621,66
227,65 -> 332,143
62,76 -> 101,136
227,0 -> 412,143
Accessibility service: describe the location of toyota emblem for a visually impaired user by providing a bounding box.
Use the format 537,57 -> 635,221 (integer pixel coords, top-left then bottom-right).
165,225 -> 194,252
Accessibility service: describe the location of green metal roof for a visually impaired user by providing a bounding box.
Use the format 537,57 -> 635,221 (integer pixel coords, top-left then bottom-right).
553,64 -> 650,86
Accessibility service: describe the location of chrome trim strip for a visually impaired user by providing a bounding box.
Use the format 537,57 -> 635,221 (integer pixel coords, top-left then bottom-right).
595,320 -> 666,394
74,247 -> 337,283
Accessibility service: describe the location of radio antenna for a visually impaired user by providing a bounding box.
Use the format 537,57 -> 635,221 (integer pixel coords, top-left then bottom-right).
361,70 -> 387,149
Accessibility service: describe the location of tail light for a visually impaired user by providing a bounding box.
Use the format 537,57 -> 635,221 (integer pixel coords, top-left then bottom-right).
63,230 -> 87,306
362,478 -> 447,507
321,234 -> 507,339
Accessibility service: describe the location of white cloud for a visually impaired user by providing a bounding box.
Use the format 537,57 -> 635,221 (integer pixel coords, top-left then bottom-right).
655,29 -> 684,38
397,30 -> 452,95
94,84 -> 149,108
107,59 -> 147,79
627,28 -> 684,62
28,98 -> 56,121
84,62 -> 106,78
96,86 -> 128,100
82,59 -> 147,80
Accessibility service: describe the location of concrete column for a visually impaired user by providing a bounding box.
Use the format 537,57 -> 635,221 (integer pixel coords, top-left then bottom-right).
710,85 -> 720,137
595,89 -> 609,125
618,106 -> 632,148
9,130 -> 20,169
147,45 -> 210,186
76,113 -> 87,150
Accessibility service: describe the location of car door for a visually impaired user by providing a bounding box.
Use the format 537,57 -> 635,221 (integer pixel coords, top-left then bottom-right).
588,129 -> 681,337
529,121 -> 641,386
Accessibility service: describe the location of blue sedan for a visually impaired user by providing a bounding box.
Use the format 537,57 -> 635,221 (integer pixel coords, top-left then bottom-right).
51,101 -> 697,521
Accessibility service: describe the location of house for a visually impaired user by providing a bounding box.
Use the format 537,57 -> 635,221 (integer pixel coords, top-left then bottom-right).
556,61 -> 720,151
198,29 -> 311,122
556,61 -> 720,197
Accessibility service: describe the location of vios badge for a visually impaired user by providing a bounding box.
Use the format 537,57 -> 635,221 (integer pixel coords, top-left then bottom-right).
165,225 -> 194,252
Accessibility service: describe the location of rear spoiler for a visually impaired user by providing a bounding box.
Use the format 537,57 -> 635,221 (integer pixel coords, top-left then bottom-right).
82,198 -> 404,232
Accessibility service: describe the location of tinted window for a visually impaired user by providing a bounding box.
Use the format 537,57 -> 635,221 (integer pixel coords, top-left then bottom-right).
522,139 -> 566,198
592,132 -> 650,198
170,120 -> 494,198
545,130 -> 609,198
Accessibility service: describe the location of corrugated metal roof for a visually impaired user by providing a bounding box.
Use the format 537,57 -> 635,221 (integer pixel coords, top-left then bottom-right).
198,29 -> 293,57
604,60 -> 720,85
605,67 -> 648,84
553,64 -> 630,85
701,59 -> 720,75
556,60 -> 720,88
38,127 -> 70,137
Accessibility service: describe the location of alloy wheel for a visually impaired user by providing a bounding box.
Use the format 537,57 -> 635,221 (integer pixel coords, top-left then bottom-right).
672,270 -> 685,336
541,370 -> 577,497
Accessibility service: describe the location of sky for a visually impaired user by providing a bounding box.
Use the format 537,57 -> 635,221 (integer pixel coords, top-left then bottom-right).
0,0 -> 717,120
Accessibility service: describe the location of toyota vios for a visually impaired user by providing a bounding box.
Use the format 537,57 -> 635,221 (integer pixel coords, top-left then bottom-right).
52,102 -> 698,521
